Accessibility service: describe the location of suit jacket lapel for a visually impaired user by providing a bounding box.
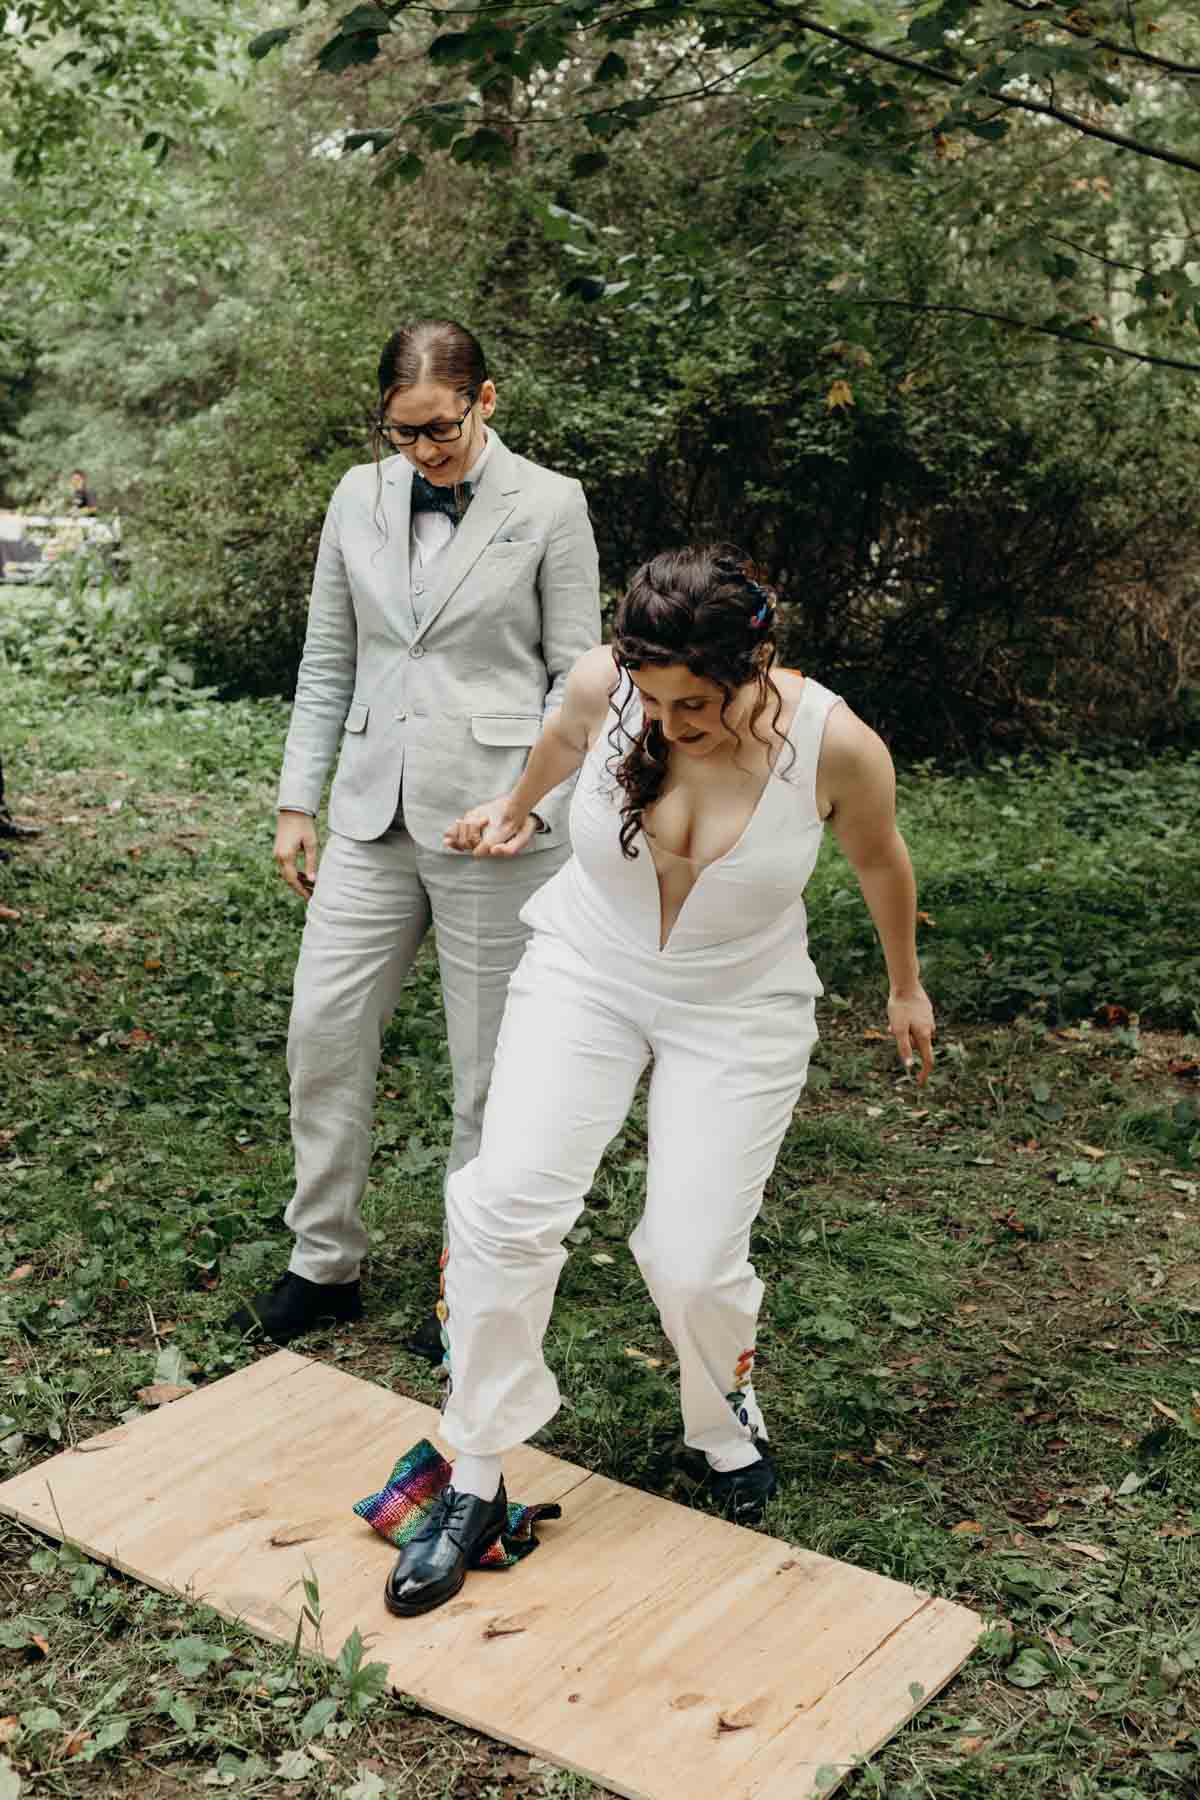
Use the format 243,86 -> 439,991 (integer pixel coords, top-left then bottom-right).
411,433 -> 521,644
380,455 -> 416,637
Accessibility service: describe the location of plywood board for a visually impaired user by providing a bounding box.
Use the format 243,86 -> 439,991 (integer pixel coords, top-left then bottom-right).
0,1352 -> 982,1799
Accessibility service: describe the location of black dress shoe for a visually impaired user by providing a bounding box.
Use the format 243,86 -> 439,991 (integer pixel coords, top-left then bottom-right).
706,1449 -> 778,1525
402,1310 -> 447,1366
385,1481 -> 508,1617
225,1271 -> 362,1343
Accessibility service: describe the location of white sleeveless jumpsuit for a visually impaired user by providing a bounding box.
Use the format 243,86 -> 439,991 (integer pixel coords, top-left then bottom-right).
440,675 -> 844,1469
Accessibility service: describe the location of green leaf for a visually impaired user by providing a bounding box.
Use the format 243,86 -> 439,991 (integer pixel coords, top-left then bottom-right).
1006,1647 -> 1054,1688
594,51 -> 628,83
248,27 -> 293,60
299,1696 -> 339,1739
428,32 -> 476,64
81,1719 -> 130,1760
164,1635 -> 230,1679
342,130 -> 396,153
20,1707 -> 62,1733
168,1696 -> 197,1732
339,3 -> 394,29
375,151 -> 424,185
451,128 -> 513,167
154,1343 -> 193,1386
317,29 -> 384,73
335,1626 -> 365,1681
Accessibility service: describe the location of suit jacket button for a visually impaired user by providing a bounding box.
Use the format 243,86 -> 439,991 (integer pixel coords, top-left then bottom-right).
394,710 -> 406,722
410,644 -> 425,658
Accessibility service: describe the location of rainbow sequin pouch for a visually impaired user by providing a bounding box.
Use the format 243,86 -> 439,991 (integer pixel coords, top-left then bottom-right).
353,1439 -> 561,1570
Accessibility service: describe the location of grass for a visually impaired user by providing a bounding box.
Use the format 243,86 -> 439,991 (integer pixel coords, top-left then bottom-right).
1,668 -> 1199,1800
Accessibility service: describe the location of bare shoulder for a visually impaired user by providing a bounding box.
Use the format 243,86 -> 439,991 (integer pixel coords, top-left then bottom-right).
570,644 -> 621,706
815,699 -> 895,817
565,645 -> 621,740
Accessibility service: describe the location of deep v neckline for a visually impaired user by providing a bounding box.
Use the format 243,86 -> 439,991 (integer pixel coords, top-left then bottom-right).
639,683 -> 805,953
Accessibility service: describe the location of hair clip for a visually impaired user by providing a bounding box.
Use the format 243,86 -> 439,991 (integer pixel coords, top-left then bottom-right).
745,579 -> 775,629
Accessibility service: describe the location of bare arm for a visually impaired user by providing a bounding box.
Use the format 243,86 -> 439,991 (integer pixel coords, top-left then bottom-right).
443,647 -> 617,855
820,705 -> 935,1082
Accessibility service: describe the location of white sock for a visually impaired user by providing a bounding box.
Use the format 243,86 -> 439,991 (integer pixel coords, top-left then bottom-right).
451,1453 -> 502,1502
706,1440 -> 763,1475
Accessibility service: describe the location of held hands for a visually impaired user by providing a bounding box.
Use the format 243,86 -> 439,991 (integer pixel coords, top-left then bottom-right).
888,984 -> 936,1086
444,795 -> 537,858
275,810 -> 319,901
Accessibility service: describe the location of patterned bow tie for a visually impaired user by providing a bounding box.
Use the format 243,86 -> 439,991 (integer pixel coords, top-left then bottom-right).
411,471 -> 473,523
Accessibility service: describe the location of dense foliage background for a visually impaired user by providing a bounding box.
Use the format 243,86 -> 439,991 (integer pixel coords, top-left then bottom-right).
3,1 -> 1200,755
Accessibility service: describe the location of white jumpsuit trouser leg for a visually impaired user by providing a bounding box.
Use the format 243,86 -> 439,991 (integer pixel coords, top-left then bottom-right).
440,932 -> 817,1466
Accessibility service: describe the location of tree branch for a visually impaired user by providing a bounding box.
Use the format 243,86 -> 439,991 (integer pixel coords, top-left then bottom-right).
1001,0 -> 1200,78
812,294 -> 1200,373
752,6 -> 1200,178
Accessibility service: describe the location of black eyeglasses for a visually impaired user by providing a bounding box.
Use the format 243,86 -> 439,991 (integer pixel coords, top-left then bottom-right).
374,393 -> 477,449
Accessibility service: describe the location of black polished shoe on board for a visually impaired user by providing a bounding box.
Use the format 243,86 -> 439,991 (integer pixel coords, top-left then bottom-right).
225,1271 -> 363,1344
403,1308 -> 447,1366
385,1482 -> 509,1618
706,1450 -> 778,1526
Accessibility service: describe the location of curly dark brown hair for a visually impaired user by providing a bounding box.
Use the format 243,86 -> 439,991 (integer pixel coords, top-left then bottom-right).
609,545 -> 791,859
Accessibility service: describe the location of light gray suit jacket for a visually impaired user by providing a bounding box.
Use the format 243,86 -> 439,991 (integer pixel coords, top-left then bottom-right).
277,431 -> 601,851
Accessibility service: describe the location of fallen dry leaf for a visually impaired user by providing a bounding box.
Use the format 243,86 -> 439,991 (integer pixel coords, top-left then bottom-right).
1151,1399 -> 1182,1424
862,1028 -> 886,1041
484,1608 -> 541,1639
0,1717 -> 18,1744
956,1735 -> 989,1755
28,1634 -> 50,1658
0,905 -> 22,923
951,1521 -> 983,1536
62,1728 -> 93,1758
717,1699 -> 766,1733
269,1521 -> 327,1547
825,378 -> 854,412
1093,1003 -> 1131,1029
1062,1541 -> 1108,1563
916,911 -> 937,927
5,1264 -> 34,1283
135,1383 -> 193,1407
622,1346 -> 664,1368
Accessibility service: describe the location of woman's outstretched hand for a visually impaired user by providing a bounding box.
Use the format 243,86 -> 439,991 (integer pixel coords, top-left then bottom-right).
888,985 -> 936,1086
444,796 -> 536,857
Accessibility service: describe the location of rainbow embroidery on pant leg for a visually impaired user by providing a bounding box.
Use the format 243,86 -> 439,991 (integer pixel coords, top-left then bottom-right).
725,1347 -> 756,1428
353,1438 -> 562,1569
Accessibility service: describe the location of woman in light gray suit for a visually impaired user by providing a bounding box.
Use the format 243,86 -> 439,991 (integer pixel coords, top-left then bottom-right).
229,322 -> 600,1348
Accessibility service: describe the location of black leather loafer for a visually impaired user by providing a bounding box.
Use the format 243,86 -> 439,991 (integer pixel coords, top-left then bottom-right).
706,1451 -> 778,1525
385,1482 -> 508,1617
402,1309 -> 447,1366
224,1271 -> 362,1343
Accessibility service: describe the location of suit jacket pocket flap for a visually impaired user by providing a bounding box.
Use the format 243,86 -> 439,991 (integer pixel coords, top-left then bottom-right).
470,713 -> 541,748
344,701 -> 369,734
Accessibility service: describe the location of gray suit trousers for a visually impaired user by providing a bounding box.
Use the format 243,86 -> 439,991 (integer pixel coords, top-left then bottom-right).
284,828 -> 567,1284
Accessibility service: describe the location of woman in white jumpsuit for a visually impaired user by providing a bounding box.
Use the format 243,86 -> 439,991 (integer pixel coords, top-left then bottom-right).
385,546 -> 935,1617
